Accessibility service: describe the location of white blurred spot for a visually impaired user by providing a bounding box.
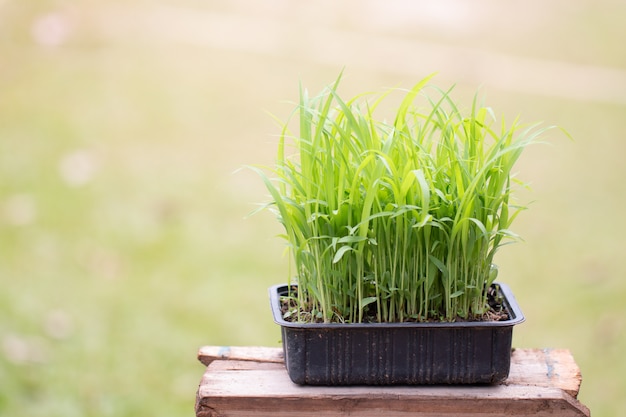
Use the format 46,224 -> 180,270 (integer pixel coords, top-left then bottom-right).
43,309 -> 75,340
84,245 -> 124,281
59,149 -> 99,187
2,334 -> 47,364
31,12 -> 72,47
363,0 -> 475,33
3,194 -> 37,226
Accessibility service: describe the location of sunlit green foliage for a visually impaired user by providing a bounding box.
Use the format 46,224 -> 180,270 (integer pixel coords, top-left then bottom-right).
257,73 -> 547,323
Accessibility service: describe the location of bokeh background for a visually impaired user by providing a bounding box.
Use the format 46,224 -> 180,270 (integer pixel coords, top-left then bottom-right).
1,0 -> 625,416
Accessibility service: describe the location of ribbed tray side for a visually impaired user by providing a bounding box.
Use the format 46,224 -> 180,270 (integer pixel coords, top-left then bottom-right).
273,284 -> 521,385
282,324 -> 514,385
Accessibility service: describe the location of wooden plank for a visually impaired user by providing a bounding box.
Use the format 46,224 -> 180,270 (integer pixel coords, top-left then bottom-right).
507,348 -> 584,399
196,347 -> 590,417
197,347 -> 582,396
197,346 -> 284,367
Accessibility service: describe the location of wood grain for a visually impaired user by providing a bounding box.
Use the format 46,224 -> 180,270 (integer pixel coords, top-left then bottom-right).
196,347 -> 590,417
197,346 -> 284,366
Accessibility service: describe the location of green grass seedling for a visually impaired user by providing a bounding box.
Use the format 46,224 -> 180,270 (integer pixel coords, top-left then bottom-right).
256,73 -> 547,323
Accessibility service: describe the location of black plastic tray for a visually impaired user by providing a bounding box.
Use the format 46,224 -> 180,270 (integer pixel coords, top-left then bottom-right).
269,282 -> 524,385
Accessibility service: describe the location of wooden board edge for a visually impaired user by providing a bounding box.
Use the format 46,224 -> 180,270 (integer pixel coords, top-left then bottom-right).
198,345 -> 284,366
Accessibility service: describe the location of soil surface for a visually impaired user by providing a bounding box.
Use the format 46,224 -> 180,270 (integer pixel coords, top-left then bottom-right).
280,284 -> 511,323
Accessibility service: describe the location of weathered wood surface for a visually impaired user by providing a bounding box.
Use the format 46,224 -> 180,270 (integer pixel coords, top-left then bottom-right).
198,345 -> 284,366
196,347 -> 590,417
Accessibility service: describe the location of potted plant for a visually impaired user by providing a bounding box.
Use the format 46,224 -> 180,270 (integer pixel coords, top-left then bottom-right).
253,72 -> 546,385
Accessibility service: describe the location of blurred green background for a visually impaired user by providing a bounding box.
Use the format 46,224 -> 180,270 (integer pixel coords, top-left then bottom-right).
1,0 -> 625,415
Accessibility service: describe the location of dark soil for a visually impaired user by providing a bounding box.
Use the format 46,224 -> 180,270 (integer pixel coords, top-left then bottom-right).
280,284 -> 510,324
